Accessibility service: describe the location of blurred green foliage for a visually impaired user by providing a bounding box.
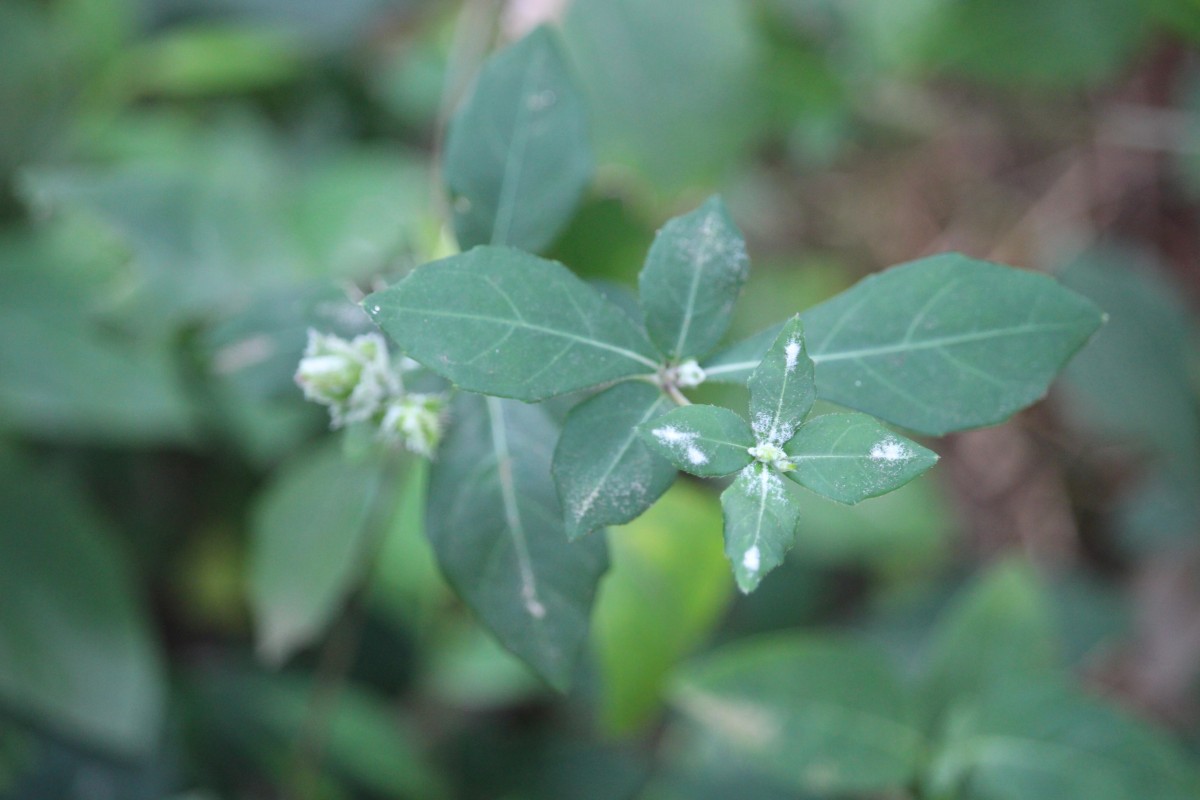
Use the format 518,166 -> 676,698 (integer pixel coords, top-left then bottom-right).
2,0 -> 1200,798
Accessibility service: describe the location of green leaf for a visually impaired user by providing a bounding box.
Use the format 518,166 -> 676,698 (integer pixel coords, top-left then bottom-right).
365,246 -> 659,401
804,253 -> 1103,435
747,315 -> 815,446
249,443 -> 395,665
921,560 -> 1060,723
444,26 -> 592,253
0,455 -> 165,756
638,196 -> 749,360
721,463 -> 802,592
783,412 -> 938,504
638,404 -> 754,478
926,680 -> 1200,800
593,483 -> 733,734
553,381 -> 676,540
673,635 -> 924,794
705,255 -> 1105,434
426,394 -> 609,689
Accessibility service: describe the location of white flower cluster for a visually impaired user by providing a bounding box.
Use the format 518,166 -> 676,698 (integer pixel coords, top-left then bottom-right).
295,329 -> 447,457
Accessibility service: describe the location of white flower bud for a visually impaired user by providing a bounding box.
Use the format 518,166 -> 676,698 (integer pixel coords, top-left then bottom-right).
295,329 -> 398,428
674,359 -> 706,389
379,393 -> 447,457
748,442 -> 795,472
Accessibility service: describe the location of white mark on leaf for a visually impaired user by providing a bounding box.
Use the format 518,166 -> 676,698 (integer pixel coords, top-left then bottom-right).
686,445 -> 708,465
784,339 -> 802,372
742,545 -> 761,572
653,425 -> 694,444
869,438 -> 909,462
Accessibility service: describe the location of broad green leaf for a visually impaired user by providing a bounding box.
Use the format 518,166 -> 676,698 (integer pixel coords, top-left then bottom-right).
553,381 -> 676,540
925,680 -> 1200,800
802,253 -> 1104,435
721,463 -> 802,592
249,443 -> 396,665
673,635 -> 924,794
593,483 -> 733,734
638,405 -> 754,478
365,247 -> 659,401
747,315 -> 815,446
563,0 -> 763,191
638,196 -> 749,360
426,394 -> 608,689
921,560 -> 1060,723
444,26 -> 592,253
705,256 -> 1105,433
783,413 -> 937,504
0,455 -> 165,756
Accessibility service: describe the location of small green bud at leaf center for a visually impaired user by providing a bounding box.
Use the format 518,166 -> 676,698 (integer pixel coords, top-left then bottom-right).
748,443 -> 795,472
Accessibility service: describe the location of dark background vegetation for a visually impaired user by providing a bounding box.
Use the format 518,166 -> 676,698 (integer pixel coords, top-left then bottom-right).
3,0 -> 1200,798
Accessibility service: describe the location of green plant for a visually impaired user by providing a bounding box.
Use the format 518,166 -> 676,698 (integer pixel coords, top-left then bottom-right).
9,2 -> 1200,798
297,25 -> 1104,689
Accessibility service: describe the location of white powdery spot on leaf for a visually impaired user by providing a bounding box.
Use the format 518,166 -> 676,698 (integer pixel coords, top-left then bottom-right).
742,545 -> 761,572
784,339 -> 802,372
869,438 -> 909,462
653,425 -> 696,445
751,411 -> 773,438
686,445 -> 709,465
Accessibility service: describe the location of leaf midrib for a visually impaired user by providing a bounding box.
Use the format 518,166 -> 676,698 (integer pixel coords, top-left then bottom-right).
704,319 -> 1084,378
394,305 -> 660,369
486,397 -> 546,622
490,43 -> 546,247
809,321 -> 1084,363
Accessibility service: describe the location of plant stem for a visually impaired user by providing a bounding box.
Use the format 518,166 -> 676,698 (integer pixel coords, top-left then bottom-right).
665,384 -> 692,406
